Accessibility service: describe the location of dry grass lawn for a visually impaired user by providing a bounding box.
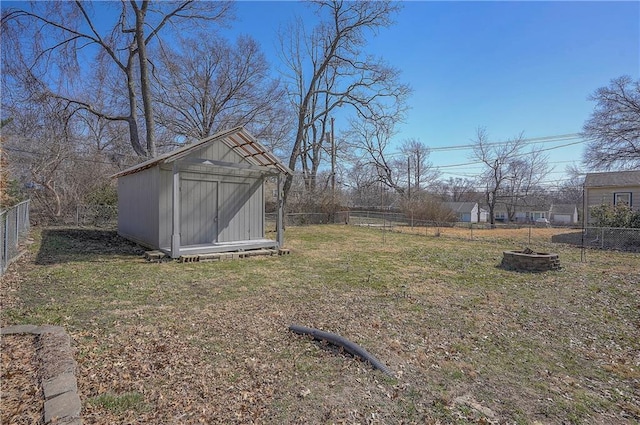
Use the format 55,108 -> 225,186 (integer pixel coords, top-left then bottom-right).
1,224 -> 639,424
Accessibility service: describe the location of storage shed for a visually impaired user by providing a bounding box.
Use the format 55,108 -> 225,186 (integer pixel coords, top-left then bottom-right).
113,127 -> 291,258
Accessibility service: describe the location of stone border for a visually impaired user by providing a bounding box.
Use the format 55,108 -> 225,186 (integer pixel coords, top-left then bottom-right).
1,325 -> 82,425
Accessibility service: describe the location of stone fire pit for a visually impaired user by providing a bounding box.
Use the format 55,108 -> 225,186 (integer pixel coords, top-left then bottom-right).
501,248 -> 560,272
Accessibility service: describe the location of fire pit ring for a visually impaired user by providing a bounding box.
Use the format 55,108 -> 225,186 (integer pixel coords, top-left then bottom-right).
501,249 -> 560,272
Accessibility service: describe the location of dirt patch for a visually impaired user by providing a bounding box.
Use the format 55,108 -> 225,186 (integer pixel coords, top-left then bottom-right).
35,227 -> 144,265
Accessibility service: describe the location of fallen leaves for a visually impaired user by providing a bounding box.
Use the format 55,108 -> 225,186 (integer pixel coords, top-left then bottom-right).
1,335 -> 44,425
2,225 -> 640,424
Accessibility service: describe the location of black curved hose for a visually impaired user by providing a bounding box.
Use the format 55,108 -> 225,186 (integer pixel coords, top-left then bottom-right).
289,324 -> 395,378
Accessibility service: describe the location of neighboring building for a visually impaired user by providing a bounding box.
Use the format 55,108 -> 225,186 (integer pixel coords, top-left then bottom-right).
550,204 -> 579,225
113,127 -> 291,258
583,170 -> 640,225
444,201 -> 486,222
493,202 -> 579,225
478,207 -> 489,223
493,202 -> 551,223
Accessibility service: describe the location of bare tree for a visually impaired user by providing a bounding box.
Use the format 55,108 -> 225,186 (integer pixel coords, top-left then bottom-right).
500,148 -> 550,222
0,118 -> 17,208
3,94 -> 125,222
2,1 -> 233,158
152,35 -> 290,149
473,128 -> 516,225
549,165 -> 584,206
278,0 -> 410,206
582,75 -> 640,170
471,128 -> 551,226
4,98 -> 78,218
342,159 -> 381,207
433,177 -> 479,202
400,138 -> 438,196
345,116 -> 407,195
298,71 -> 336,193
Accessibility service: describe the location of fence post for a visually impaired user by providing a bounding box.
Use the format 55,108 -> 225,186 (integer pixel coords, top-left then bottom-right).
15,205 -> 20,250
3,213 -> 8,274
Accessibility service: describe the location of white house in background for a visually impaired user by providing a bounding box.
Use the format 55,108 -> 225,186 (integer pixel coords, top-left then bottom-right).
494,202 -> 579,224
583,170 -> 640,225
494,202 -> 551,223
550,204 -> 579,225
112,127 -> 291,258
443,201 -> 487,222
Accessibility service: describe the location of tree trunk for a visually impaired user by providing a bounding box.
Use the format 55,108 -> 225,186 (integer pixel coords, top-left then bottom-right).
125,52 -> 146,157
283,103 -> 309,208
133,1 -> 156,158
487,190 -> 496,227
42,180 -> 62,217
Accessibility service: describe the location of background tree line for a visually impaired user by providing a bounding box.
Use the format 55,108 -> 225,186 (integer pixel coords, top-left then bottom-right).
1,1 -> 638,224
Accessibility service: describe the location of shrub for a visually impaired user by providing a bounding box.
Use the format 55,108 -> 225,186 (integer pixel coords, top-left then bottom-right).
400,194 -> 456,223
590,203 -> 640,228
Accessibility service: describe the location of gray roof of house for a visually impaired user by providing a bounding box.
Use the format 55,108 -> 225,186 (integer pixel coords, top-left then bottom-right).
443,202 -> 476,213
551,204 -> 577,215
493,200 -> 550,213
584,170 -> 640,188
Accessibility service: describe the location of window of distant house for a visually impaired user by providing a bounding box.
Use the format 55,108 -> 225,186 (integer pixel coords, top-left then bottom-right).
614,192 -> 632,206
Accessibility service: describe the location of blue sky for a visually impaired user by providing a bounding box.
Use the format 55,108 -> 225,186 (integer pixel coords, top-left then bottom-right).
233,1 -> 640,185
4,1 -> 637,185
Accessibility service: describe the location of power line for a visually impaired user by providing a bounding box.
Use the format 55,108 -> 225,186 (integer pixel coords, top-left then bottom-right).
434,139 -> 586,170
428,133 -> 582,152
383,133 -> 584,158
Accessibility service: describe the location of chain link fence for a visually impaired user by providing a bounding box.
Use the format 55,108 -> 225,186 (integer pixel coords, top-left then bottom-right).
549,227 -> 640,252
581,227 -> 640,252
1,200 -> 30,276
267,210 -> 640,252
69,207 -> 640,252
265,211 -> 350,229
266,210 -> 532,240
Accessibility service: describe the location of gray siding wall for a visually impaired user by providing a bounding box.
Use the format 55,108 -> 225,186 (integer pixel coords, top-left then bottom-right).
117,167 -> 160,248
585,185 -> 640,224
200,141 -> 244,167
218,180 -> 264,242
180,178 -> 218,246
158,168 -> 173,248
156,142 -> 266,247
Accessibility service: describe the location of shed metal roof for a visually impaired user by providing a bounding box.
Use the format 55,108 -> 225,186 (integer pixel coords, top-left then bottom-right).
112,127 -> 292,178
584,170 -> 640,188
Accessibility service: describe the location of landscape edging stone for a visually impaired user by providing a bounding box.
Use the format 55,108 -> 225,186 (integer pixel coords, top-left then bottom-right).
1,324 -> 82,424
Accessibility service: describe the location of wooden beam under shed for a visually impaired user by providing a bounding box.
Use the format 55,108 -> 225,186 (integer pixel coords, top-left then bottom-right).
180,158 -> 280,176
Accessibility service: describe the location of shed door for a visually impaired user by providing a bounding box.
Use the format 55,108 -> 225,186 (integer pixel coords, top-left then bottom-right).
180,178 -> 218,246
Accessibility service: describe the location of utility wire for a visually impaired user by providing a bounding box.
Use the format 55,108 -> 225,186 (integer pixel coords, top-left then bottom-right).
428,133 -> 582,152
434,139 -> 586,169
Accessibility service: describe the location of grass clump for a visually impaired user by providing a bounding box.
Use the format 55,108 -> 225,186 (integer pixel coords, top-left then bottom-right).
87,391 -> 147,414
